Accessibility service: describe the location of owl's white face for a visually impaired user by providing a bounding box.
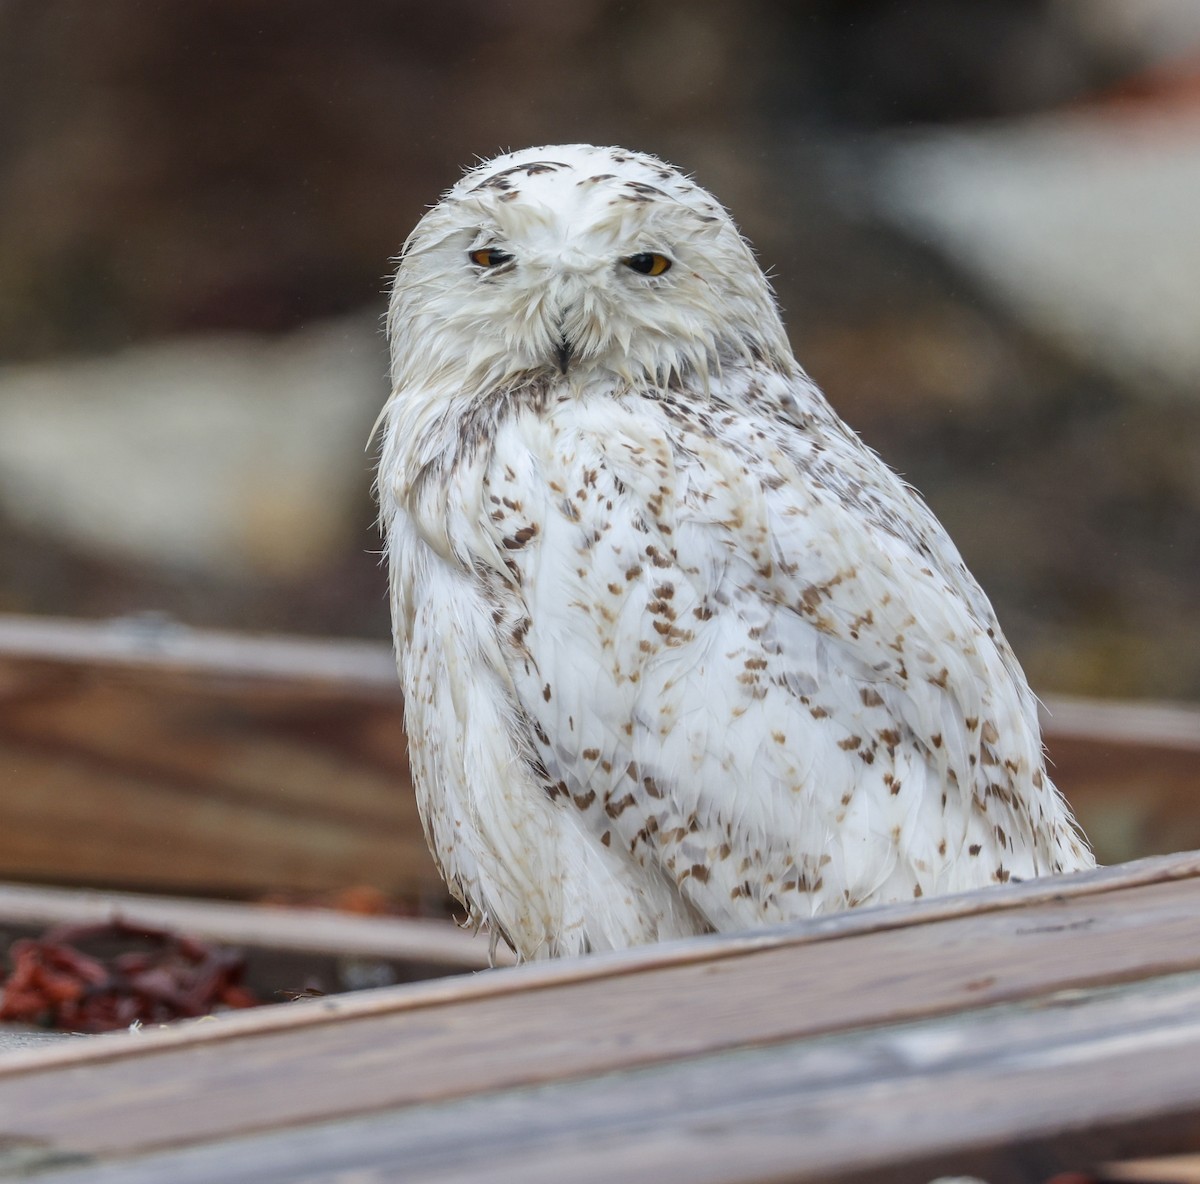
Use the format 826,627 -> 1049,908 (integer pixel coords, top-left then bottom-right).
387,145 -> 794,397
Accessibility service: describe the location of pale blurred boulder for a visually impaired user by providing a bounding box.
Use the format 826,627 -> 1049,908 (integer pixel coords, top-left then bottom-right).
0,314 -> 387,578
872,100 -> 1200,397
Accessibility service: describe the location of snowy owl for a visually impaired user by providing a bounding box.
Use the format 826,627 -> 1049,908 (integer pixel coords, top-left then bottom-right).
377,144 -> 1093,961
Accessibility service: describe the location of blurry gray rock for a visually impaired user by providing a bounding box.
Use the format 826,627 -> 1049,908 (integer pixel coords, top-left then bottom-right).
0,314 -> 387,578
872,104 -> 1200,396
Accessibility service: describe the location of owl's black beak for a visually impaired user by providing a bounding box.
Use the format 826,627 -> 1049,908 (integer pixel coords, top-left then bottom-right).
554,336 -> 573,375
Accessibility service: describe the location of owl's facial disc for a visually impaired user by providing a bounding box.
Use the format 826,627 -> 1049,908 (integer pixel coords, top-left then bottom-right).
462,234 -> 678,377
388,144 -> 796,392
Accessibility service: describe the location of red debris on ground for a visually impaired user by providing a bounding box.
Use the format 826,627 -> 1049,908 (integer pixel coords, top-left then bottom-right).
0,920 -> 260,1032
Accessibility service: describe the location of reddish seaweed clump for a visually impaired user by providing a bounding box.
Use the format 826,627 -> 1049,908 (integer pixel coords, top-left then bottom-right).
0,920 -> 259,1033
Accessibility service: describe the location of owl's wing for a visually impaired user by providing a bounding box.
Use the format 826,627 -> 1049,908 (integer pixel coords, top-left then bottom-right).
482,378 -> 1084,929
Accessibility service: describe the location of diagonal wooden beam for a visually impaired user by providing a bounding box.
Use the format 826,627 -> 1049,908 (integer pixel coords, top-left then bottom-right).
0,854 -> 1198,1168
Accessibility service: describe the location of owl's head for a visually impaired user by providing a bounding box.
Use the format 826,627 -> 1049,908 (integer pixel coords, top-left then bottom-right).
387,145 -> 795,397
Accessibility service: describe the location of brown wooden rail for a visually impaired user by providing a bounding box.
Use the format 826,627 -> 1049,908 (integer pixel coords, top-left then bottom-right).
1,851 -> 1200,1182
0,614 -> 425,899
1,613 -> 1198,900
0,879 -> 496,981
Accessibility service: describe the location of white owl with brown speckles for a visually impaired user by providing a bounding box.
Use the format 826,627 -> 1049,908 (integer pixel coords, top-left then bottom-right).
378,144 -> 1093,961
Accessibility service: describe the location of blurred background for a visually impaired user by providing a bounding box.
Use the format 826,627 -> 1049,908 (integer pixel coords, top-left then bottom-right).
2,0 -> 1199,703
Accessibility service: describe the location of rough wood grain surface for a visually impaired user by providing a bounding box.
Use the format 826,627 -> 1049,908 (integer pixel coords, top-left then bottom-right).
13,972 -> 1200,1184
2,851 -> 1194,1074
1,852 -> 1200,1182
0,615 -> 432,898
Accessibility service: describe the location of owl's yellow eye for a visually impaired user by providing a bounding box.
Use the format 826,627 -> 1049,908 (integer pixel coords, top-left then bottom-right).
469,247 -> 513,268
624,252 -> 672,276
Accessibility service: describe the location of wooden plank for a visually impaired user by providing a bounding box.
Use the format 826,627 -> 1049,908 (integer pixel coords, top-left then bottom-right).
5,615 -> 1196,753
403,972 -> 1200,1184
9,969 -> 1200,1183
1040,696 -> 1200,865
1,865 -> 1200,1163
1042,694 -> 1200,752
0,614 -> 399,688
1102,1155 -> 1200,1183
0,614 -> 434,899
0,881 -> 497,970
2,849 -> 1195,1074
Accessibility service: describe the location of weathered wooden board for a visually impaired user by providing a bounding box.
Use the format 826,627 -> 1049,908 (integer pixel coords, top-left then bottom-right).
0,880 -> 496,979
12,972 -> 1200,1184
0,614 -> 433,899
1103,1155 -> 1200,1183
2,852 -> 1200,1182
2,614 -> 1199,899
1038,695 -> 1200,865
